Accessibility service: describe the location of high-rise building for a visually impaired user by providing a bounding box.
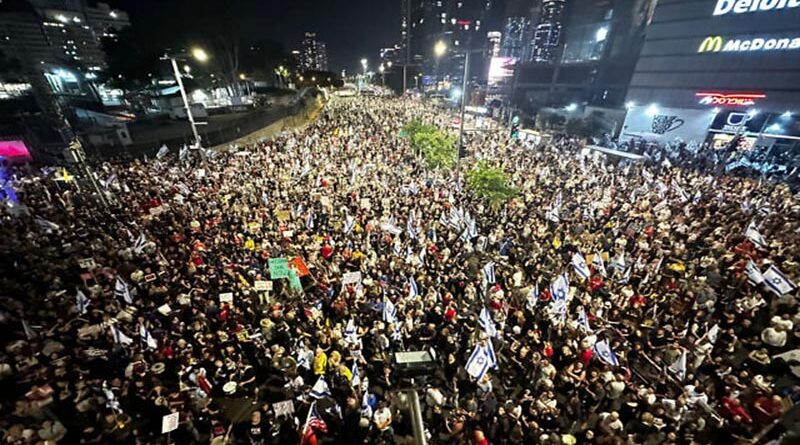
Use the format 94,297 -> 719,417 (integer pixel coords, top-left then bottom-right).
0,0 -> 129,72
300,32 -> 329,72
530,0 -> 566,63
511,0 -> 649,111
500,16 -> 529,59
487,31 -> 502,57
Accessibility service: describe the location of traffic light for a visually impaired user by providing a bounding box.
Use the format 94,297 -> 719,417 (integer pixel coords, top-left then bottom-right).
510,116 -> 520,139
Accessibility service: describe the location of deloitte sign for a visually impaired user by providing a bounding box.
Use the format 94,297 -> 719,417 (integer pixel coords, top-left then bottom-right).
713,0 -> 800,16
698,35 -> 800,52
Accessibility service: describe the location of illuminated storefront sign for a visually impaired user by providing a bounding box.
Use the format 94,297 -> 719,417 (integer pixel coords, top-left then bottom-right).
713,0 -> 800,16
696,91 -> 766,106
698,35 -> 800,52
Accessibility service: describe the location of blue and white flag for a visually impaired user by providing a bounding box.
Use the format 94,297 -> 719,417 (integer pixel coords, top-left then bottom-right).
351,362 -> 360,387
611,252 -> 626,273
179,145 -> 189,161
526,284 -> 539,311
383,298 -> 397,323
483,261 -> 496,284
465,344 -> 493,380
139,324 -> 157,349
407,217 -> 418,239
296,343 -> 311,370
745,220 -> 767,250
35,217 -> 60,231
156,144 -> 170,159
408,276 -> 419,298
762,265 -> 797,296
550,273 -> 569,302
102,174 -> 117,189
110,324 -> 133,346
133,233 -> 147,254
431,227 -> 438,243
76,289 -> 90,315
361,390 -> 373,419
571,252 -> 590,280
618,267 -> 632,285
592,252 -> 607,277
671,181 -> 690,203
393,242 -> 402,256
306,212 -> 315,230
593,339 -> 619,367
344,319 -> 357,339
745,259 -> 764,285
478,307 -> 498,338
577,307 -> 592,332
344,215 -> 356,234
499,239 -> 512,256
310,376 -> 331,398
405,246 -> 414,263
668,351 -> 687,381
419,246 -> 426,264
545,206 -> 560,223
115,277 -> 133,304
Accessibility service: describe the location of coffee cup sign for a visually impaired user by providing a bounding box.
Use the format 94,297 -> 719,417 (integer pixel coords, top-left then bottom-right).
651,115 -> 685,134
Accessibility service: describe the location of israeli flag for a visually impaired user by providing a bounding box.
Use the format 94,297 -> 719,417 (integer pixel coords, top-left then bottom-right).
35,217 -> 60,231
179,145 -> 189,161
468,219 -> 478,239
344,215 -> 356,234
431,227 -> 438,244
76,289 -> 90,315
439,212 -> 449,228
550,273 -> 569,302
745,259 -> 764,285
483,261 -> 496,284
351,362 -> 360,387
405,246 -> 414,264
393,242 -> 402,256
593,339 -> 619,367
310,376 -> 331,398
571,252 -> 591,280
745,220 -> 767,250
612,252 -> 626,273
408,276 -> 419,298
156,144 -> 170,159
383,298 -> 397,323
577,307 -> 592,332
344,319 -> 357,339
139,324 -> 158,349
526,284 -> 539,311
499,239 -> 512,256
459,226 -> 471,243
486,338 -> 498,370
361,390 -> 373,419
102,174 -> 117,189
407,217 -> 418,239
296,343 -> 311,370
293,203 -> 304,219
110,324 -> 133,345
592,252 -> 607,277
133,233 -> 147,254
478,307 -> 498,338
545,206 -> 560,223
115,277 -> 133,304
465,344 -> 492,380
762,265 -> 797,296
618,267 -> 632,284
419,246 -> 426,264
306,212 -> 315,230
671,181 -> 690,203
668,351 -> 687,381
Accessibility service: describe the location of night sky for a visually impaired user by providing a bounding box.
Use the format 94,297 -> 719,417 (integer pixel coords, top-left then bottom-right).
110,0 -> 400,73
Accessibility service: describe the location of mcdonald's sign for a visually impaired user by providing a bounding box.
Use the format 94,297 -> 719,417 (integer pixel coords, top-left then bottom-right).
698,36 -> 724,52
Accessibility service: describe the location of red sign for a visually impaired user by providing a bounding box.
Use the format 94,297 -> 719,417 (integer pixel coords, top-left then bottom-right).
696,92 -> 765,107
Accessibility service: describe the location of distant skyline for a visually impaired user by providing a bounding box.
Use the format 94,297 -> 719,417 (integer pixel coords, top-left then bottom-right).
109,0 -> 401,72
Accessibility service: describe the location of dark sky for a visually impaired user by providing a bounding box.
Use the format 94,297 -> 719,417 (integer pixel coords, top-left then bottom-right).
111,0 -> 400,73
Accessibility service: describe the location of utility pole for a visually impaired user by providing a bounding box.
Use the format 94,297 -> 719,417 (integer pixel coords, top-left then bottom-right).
456,51 -> 469,171
167,56 -> 202,149
403,0 -> 410,93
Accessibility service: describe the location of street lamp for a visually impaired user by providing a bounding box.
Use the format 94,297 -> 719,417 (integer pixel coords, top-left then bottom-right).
360,58 -> 368,74
162,47 -> 210,149
434,40 -> 447,57
379,64 -> 385,86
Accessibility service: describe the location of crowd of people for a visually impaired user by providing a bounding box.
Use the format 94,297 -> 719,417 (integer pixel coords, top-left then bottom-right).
0,95 -> 798,445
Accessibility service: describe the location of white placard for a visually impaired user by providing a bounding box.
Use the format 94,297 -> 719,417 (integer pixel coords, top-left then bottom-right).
78,258 -> 96,269
157,304 -> 172,315
342,271 -> 362,285
161,412 -> 179,434
219,292 -> 234,304
273,400 -> 295,417
254,280 -> 272,291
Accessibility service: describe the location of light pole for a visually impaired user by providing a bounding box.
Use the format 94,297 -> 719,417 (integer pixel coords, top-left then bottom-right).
435,41 -> 479,171
379,64 -> 385,87
162,47 -> 209,149
360,58 -> 368,91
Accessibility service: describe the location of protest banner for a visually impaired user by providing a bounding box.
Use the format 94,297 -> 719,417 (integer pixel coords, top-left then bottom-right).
269,258 -> 290,279
161,412 -> 179,434
342,271 -> 362,285
289,256 -> 311,277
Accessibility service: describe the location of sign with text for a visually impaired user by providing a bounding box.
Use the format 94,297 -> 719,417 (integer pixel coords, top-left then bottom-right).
342,271 -> 362,285
161,412 -> 179,434
268,258 -> 290,279
289,256 -> 311,277
254,280 -> 272,291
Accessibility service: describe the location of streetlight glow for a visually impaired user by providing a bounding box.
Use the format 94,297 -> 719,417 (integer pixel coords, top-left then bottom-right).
566,103 -> 578,112
434,41 -> 447,57
191,47 -> 209,62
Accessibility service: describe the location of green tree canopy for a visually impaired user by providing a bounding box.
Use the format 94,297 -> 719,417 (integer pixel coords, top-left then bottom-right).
465,161 -> 519,206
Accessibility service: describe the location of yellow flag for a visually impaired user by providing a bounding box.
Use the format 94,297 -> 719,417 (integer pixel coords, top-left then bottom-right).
244,238 -> 255,250
552,236 -> 562,249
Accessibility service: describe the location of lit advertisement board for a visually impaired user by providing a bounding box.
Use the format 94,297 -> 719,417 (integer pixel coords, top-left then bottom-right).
487,57 -> 517,86
626,0 -> 800,112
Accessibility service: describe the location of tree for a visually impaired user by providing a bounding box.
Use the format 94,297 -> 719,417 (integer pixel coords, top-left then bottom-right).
412,130 -> 457,170
466,161 -> 519,206
401,118 -> 437,140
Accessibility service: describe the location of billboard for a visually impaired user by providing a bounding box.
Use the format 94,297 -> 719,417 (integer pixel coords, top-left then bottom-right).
487,57 -> 517,86
619,106 -> 717,145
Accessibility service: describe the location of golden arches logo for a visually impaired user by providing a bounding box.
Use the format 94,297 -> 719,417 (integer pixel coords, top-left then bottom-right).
698,36 -> 724,53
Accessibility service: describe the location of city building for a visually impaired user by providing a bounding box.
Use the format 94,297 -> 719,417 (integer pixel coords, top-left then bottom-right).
500,16 -> 529,59
511,0 -> 651,113
300,32 -> 329,72
487,31 -> 502,57
621,0 -> 800,151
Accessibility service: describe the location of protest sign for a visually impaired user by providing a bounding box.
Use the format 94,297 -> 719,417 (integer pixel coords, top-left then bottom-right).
342,271 -> 362,285
274,400 -> 295,417
78,258 -> 96,269
161,412 -> 179,434
289,256 -> 311,277
288,270 -> 303,291
219,293 -> 234,304
269,258 -> 290,279
254,280 -> 272,291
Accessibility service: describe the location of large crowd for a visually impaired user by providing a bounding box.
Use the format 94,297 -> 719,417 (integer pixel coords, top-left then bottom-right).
0,96 -> 798,445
